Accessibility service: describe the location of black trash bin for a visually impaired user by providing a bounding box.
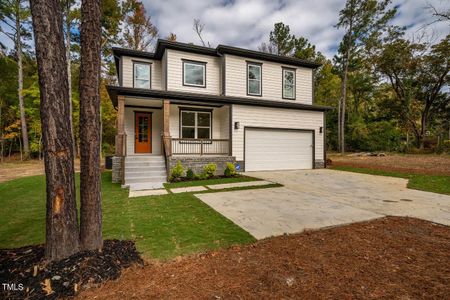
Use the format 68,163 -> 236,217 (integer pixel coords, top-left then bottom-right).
105,156 -> 113,170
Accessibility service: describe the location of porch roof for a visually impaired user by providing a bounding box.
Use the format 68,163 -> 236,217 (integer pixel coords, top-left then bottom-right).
106,86 -> 332,112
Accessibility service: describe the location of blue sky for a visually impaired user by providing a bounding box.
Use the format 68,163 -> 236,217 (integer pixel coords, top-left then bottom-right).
1,0 -> 449,58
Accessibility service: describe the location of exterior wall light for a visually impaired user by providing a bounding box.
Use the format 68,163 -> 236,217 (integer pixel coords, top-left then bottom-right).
234,122 -> 240,129
320,126 -> 323,133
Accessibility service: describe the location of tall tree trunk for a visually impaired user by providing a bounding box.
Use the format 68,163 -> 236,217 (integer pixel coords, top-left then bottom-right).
16,2 -> 30,159
65,4 -> 75,157
79,0 -> 103,250
0,100 -> 3,162
419,117 -> 427,150
340,61 -> 348,154
337,90 -> 341,152
30,0 -> 80,261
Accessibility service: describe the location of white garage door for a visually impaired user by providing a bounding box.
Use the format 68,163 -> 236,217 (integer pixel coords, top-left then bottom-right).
245,128 -> 313,171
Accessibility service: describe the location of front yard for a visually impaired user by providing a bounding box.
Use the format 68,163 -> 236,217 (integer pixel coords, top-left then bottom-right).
77,216 -> 450,299
0,172 -> 257,260
1,156 -> 450,298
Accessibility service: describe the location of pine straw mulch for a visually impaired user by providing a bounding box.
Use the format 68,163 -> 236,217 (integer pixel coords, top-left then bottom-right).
329,154 -> 450,176
77,217 -> 450,299
0,240 -> 143,300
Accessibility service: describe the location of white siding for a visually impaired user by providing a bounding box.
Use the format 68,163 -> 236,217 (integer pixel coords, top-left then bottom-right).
124,104 -> 163,155
166,49 -> 221,95
161,51 -> 167,90
224,54 -> 313,104
232,105 -> 324,162
121,56 -> 162,90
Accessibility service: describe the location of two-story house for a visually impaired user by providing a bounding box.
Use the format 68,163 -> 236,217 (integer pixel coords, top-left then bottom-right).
107,39 -> 331,190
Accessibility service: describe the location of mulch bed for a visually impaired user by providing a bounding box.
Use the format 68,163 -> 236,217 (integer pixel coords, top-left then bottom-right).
169,174 -> 244,183
0,240 -> 143,299
329,154 -> 450,176
77,217 -> 450,299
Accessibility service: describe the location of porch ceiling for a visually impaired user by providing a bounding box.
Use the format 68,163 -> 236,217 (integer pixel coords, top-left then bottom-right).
125,98 -> 163,108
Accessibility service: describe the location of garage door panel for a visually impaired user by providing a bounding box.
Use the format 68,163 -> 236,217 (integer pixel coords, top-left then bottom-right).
245,128 -> 313,171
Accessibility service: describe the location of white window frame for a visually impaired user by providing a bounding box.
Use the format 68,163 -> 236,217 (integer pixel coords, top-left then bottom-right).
133,62 -> 151,89
247,63 -> 262,96
183,61 -> 206,87
282,68 -> 296,100
180,110 -> 212,139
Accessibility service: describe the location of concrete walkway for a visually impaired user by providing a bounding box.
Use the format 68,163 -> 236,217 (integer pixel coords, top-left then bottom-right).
128,180 -> 273,197
196,169 -> 450,239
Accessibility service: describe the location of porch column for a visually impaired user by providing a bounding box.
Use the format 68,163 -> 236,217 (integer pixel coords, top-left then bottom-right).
163,99 -> 170,136
115,95 -> 125,156
112,95 -> 126,184
162,99 -> 171,156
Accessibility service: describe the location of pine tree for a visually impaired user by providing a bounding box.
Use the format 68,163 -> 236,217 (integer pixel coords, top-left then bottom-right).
79,0 -> 103,250
30,0 -> 80,261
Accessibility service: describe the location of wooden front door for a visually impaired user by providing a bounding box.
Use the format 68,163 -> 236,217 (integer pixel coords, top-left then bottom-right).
135,112 -> 152,153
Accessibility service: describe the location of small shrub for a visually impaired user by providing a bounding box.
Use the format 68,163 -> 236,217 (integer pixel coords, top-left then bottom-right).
437,139 -> 450,154
203,163 -> 217,178
198,173 -> 208,180
169,160 -> 184,181
186,168 -> 195,180
224,162 -> 237,177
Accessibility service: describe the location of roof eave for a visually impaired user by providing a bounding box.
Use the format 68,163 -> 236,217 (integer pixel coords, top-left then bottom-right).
106,86 -> 332,112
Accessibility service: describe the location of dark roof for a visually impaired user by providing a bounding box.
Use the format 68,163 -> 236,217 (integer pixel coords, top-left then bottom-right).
111,39 -> 321,69
216,44 -> 321,68
106,86 -> 331,112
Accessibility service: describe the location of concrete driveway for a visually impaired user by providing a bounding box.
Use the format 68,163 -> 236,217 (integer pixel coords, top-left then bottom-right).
196,169 -> 450,239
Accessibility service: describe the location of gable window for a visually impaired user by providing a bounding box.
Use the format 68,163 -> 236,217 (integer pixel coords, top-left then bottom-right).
180,110 -> 211,139
133,62 -> 151,89
283,68 -> 296,99
183,61 -> 206,87
247,62 -> 262,96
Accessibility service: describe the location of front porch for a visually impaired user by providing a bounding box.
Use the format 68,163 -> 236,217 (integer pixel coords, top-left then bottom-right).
113,95 -> 235,185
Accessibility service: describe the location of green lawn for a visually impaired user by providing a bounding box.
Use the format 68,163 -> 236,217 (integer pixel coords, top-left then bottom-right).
164,175 -> 261,189
0,172 -> 256,260
332,166 -> 450,195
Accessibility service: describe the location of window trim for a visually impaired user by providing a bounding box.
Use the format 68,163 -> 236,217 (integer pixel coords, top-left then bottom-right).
133,61 -> 152,89
246,61 -> 262,97
179,108 -> 213,140
282,67 -> 296,100
182,59 -> 207,88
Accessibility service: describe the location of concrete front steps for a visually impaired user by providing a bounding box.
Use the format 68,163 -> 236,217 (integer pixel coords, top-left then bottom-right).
124,156 -> 167,191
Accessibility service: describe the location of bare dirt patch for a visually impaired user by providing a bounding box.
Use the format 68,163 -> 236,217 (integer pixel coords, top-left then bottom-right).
0,158 -> 81,183
77,217 -> 450,299
329,153 -> 450,175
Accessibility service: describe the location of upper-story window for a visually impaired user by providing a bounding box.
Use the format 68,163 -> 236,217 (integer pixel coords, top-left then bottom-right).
133,62 -> 151,89
247,62 -> 262,96
183,60 -> 206,87
282,68 -> 296,99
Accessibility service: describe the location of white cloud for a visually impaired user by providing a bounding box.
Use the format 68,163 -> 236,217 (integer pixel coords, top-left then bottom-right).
1,0 -> 448,58
142,0 -> 450,58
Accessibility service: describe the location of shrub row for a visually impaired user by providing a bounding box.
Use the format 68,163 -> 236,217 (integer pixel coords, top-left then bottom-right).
169,161 -> 236,182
